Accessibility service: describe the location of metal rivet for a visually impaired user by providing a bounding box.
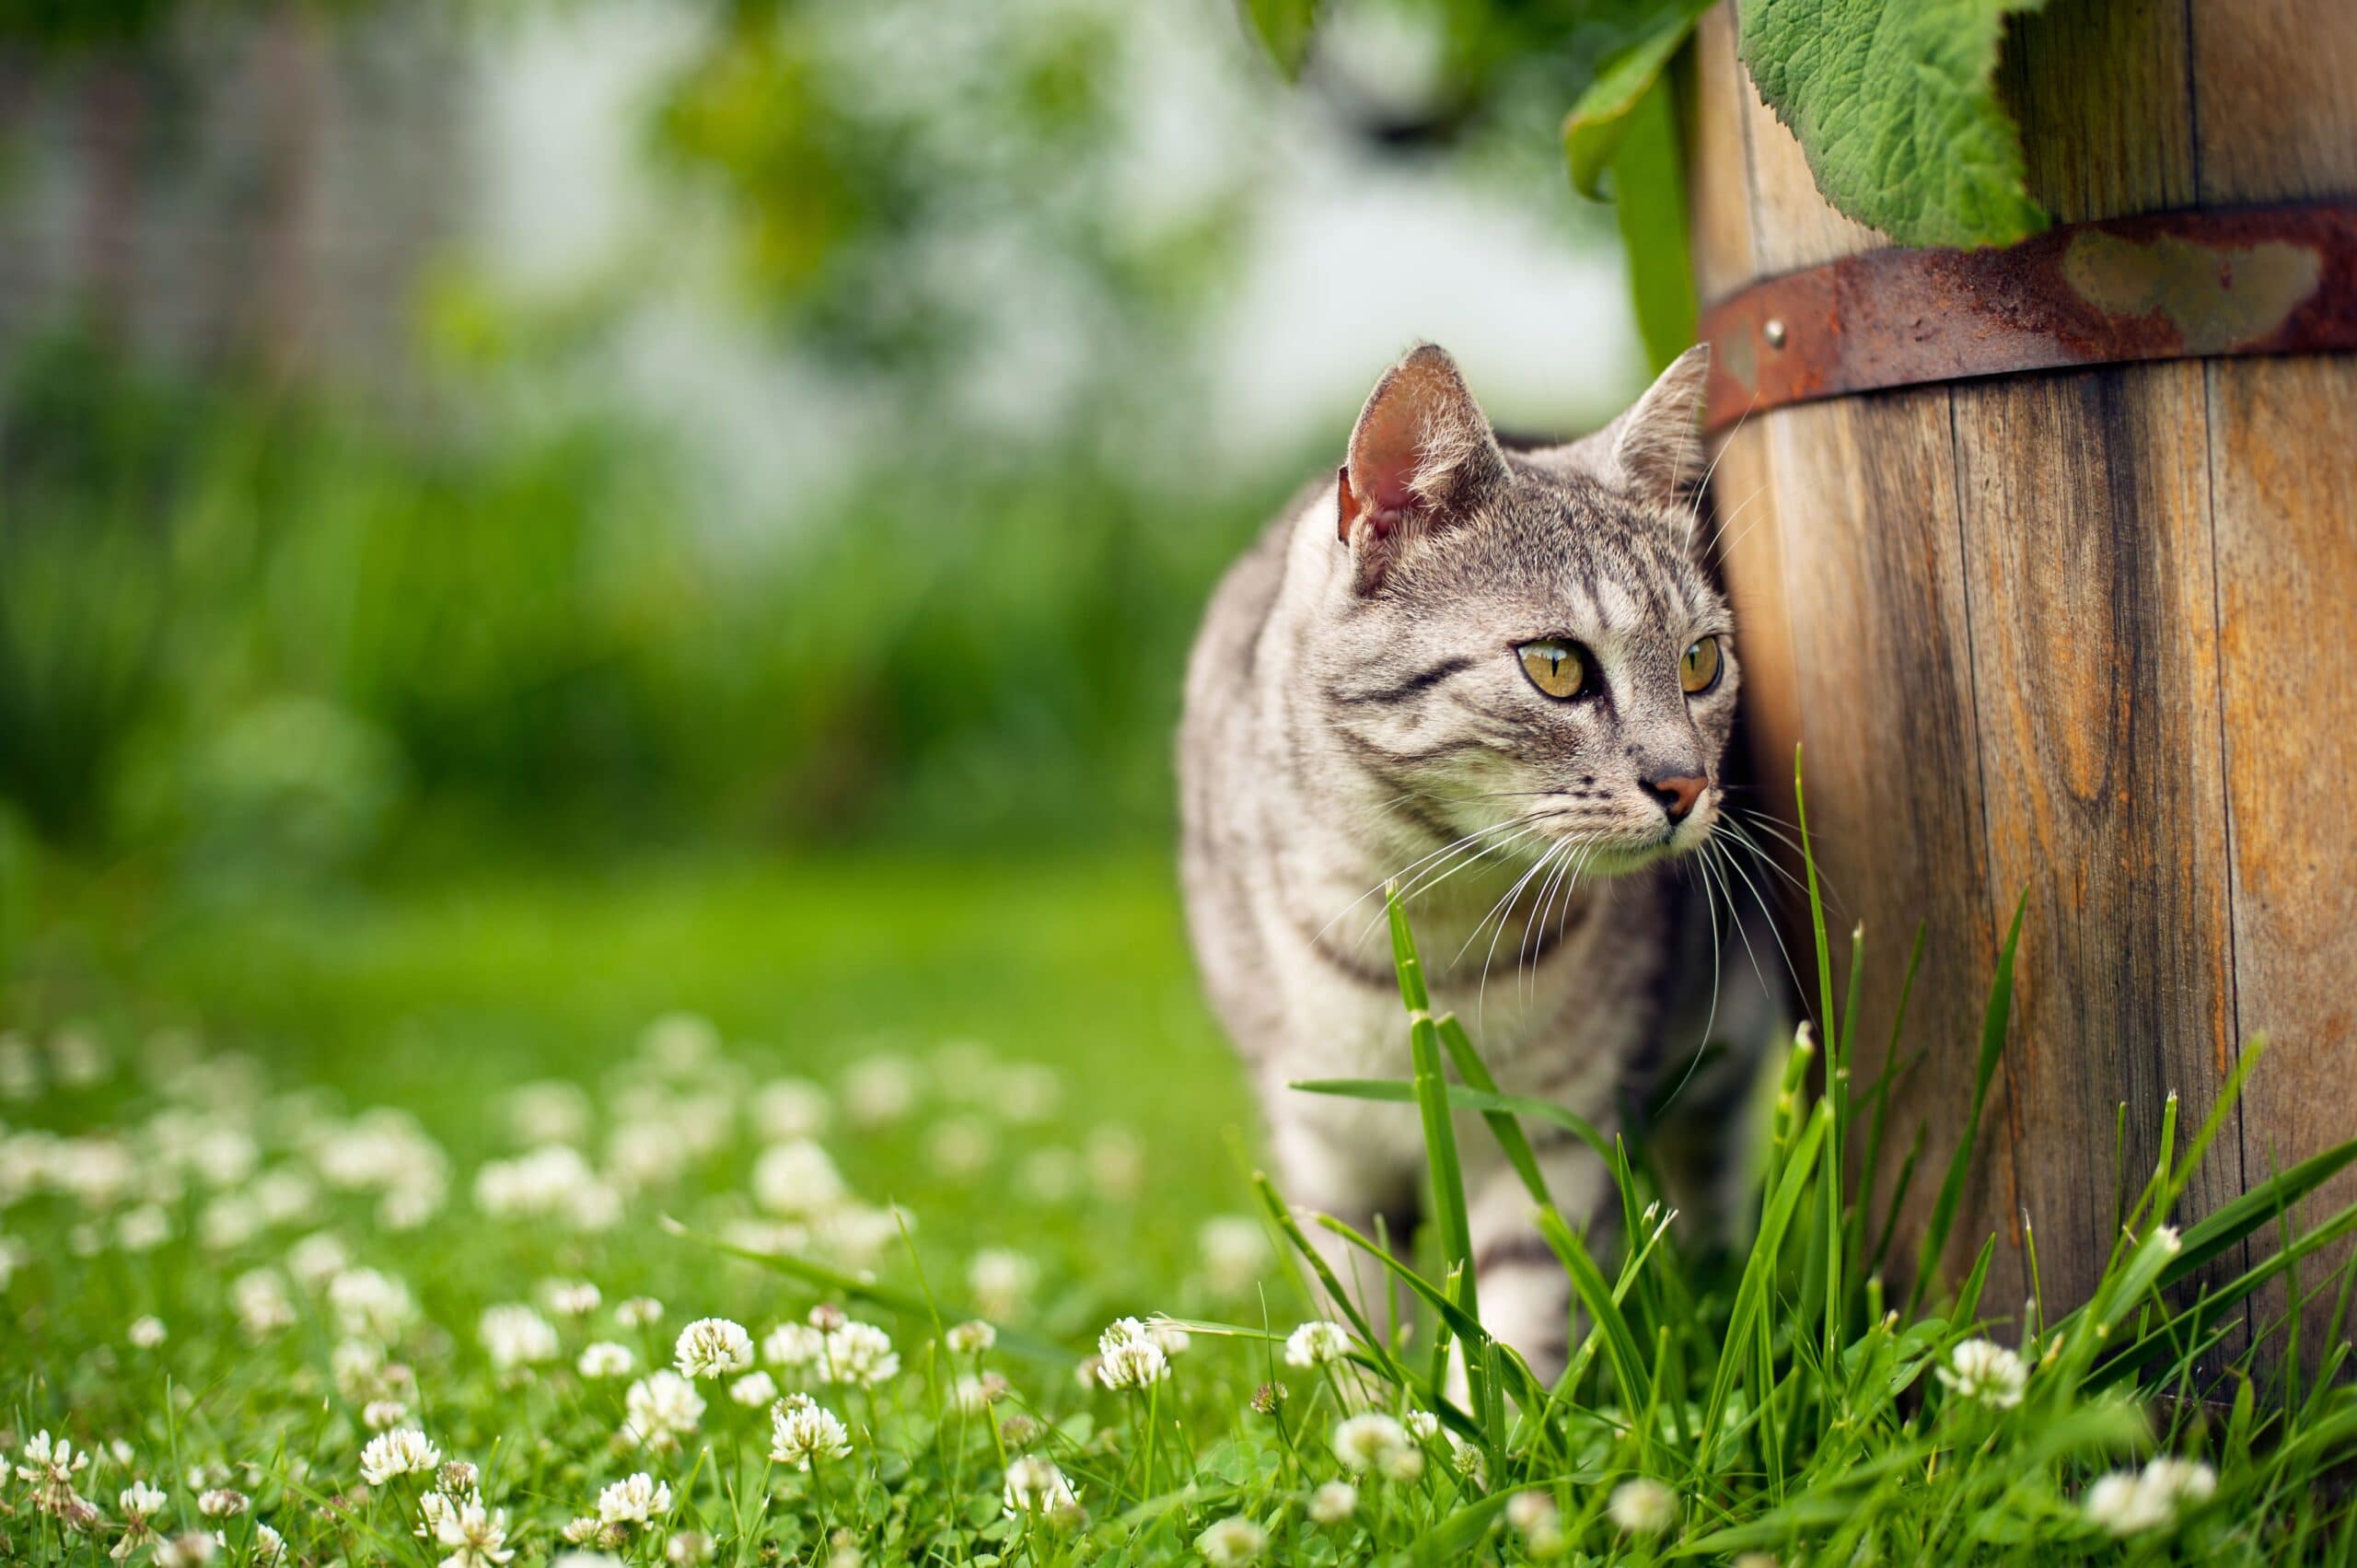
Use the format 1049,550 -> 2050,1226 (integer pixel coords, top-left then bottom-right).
1763,317 -> 1788,349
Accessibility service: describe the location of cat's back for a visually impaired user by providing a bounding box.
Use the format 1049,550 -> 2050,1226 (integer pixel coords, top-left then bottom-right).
1182,475 -> 1322,728
1178,476 -> 1326,1033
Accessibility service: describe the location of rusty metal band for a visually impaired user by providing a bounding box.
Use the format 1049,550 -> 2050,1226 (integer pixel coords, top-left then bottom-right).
1696,202 -> 2357,435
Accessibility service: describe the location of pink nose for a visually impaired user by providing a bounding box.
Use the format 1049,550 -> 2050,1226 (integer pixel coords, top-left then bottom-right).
1643,774 -> 1707,823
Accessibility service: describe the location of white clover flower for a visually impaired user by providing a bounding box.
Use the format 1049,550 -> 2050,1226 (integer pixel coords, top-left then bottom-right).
1935,1337 -> 2028,1409
1608,1478 -> 1678,1536
122,1481 -> 168,1521
196,1489 -> 248,1518
1331,1413 -> 1411,1475
155,1534 -> 218,1568
220,1522 -> 284,1563
952,1374 -> 1009,1412
232,1271 -> 296,1340
1507,1491 -> 1559,1534
968,1249 -> 1038,1318
1001,1455 -> 1078,1518
1197,1216 -> 1269,1296
946,1319 -> 995,1356
640,1011 -> 721,1073
1308,1481 -> 1357,1525
363,1400 -> 410,1431
359,1429 -> 440,1487
118,1203 -> 173,1252
1403,1408 -> 1440,1442
546,1281 -> 601,1318
730,1371 -> 779,1408
434,1497 -> 515,1567
1448,1433 -> 1489,1490
673,1318 -> 754,1379
768,1394 -> 853,1470
622,1372 -> 706,1450
822,1321 -> 900,1387
616,1296 -> 664,1330
762,1321 -> 825,1368
578,1342 -> 635,1378
1283,1319 -> 1350,1368
665,1530 -> 714,1565
328,1267 -> 416,1341
1097,1338 -> 1169,1391
129,1315 -> 168,1349
752,1077 -> 832,1141
418,1491 -> 462,1539
842,1054 -> 921,1125
474,1145 -> 620,1231
1195,1515 -> 1266,1566
750,1140 -> 847,1217
926,1115 -> 996,1178
17,1431 -> 91,1515
596,1471 -> 673,1527
2084,1457 -> 2217,1536
481,1305 -> 562,1370
285,1231 -> 351,1288
504,1079 -> 594,1145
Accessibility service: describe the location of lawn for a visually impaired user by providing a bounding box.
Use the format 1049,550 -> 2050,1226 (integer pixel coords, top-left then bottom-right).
10,848 -> 2357,1565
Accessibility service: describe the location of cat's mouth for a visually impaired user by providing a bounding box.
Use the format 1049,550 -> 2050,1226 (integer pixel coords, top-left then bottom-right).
1529,800 -> 1717,872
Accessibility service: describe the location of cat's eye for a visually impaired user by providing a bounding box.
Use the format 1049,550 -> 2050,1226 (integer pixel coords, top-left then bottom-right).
1680,636 -> 1724,695
1517,639 -> 1586,700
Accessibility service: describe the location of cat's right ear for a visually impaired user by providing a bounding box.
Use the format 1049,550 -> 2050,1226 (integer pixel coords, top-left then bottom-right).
1337,343 -> 1505,589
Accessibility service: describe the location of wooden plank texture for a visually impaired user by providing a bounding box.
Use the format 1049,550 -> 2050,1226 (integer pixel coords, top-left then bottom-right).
1763,391 -> 2014,1301
2190,0 -> 2357,1353
1949,363 -> 2240,1317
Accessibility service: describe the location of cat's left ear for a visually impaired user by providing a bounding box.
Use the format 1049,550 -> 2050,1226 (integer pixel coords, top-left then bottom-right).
1576,344 -> 1712,511
1336,343 -> 1508,588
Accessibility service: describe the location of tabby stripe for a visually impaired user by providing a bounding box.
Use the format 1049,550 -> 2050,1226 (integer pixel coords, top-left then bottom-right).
1324,657 -> 1475,709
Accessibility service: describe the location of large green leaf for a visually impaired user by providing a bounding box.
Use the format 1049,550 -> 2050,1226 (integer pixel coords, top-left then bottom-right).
1242,0 -> 1320,79
1738,0 -> 2050,248
1562,4 -> 1711,199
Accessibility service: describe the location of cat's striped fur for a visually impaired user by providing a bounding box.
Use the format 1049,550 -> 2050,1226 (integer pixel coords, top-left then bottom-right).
1178,343 -> 1774,1379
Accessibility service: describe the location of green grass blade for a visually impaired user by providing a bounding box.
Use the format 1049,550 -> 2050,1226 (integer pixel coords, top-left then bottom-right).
1536,1205 -> 1652,1423
658,1214 -> 1066,1361
1289,1076 -> 1614,1167
1436,1011 -> 1555,1209
1910,887 -> 2027,1313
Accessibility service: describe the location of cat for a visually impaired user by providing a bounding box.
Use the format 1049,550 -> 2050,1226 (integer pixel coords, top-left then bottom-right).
1178,342 -> 1774,1383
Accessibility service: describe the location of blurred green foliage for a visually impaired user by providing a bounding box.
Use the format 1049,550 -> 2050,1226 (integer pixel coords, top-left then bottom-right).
0,329 -> 1293,880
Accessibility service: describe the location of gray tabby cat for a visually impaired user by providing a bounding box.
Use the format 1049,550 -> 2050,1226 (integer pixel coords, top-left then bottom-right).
1178,343 -> 1768,1380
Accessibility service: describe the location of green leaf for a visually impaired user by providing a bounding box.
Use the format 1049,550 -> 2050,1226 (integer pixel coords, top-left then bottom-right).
1612,75 -> 1701,371
1288,1076 -> 1614,1167
1738,0 -> 2050,249
1240,0 -> 1320,80
1562,4 -> 1710,199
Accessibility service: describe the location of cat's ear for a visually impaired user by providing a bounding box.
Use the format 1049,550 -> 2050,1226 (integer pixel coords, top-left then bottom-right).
1336,343 -> 1506,587
1588,344 -> 1710,509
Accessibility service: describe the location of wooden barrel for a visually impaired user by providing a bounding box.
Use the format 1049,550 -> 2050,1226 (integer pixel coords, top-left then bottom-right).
1686,0 -> 2357,1326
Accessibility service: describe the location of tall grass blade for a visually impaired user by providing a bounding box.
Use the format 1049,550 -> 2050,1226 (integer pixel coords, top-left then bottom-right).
1910,887 -> 2027,1314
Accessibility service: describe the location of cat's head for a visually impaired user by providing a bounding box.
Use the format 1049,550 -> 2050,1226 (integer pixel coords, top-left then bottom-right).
1314,342 -> 1736,877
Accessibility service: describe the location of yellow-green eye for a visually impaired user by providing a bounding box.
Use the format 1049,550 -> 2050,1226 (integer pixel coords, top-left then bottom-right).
1517,639 -> 1585,700
1680,636 -> 1723,695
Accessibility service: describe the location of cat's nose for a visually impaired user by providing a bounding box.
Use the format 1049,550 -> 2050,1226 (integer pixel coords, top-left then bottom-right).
1642,773 -> 1707,823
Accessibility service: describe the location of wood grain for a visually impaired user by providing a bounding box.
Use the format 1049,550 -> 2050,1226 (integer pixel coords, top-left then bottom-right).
1762,391 -> 2014,1301
1685,6 -> 1759,308
1687,0 -> 2357,1333
1949,363 -> 2242,1317
2189,0 -> 2357,1355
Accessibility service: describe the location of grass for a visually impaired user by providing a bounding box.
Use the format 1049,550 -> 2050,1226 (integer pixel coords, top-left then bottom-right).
9,830 -> 2357,1565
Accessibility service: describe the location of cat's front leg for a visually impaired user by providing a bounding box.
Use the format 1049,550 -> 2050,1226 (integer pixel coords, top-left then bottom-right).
1465,1140 -> 1611,1387
1267,1112 -> 1421,1338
